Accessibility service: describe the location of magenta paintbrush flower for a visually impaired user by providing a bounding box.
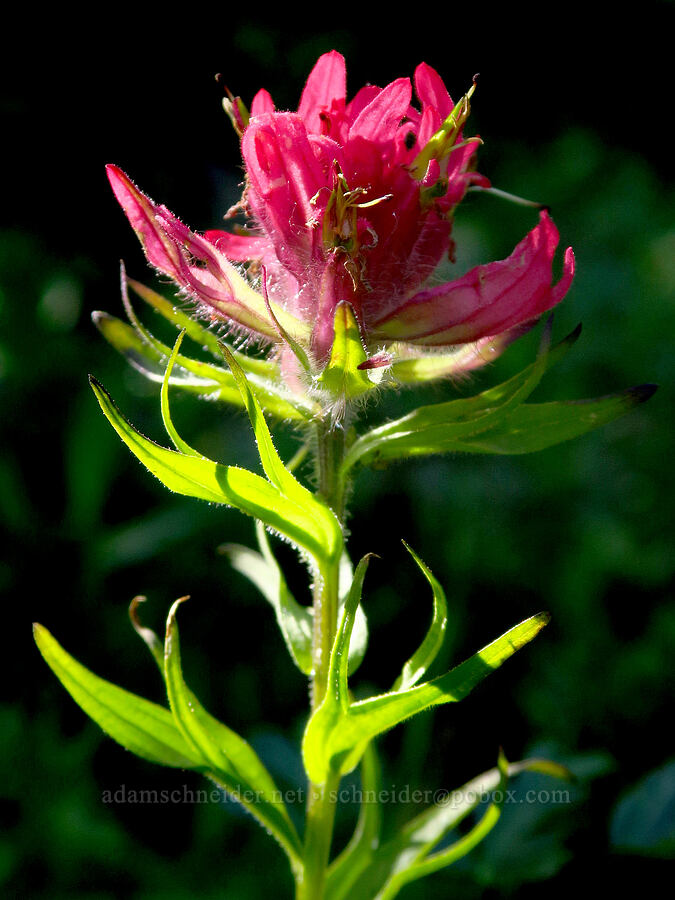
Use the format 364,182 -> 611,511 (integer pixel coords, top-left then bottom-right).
107,51 -> 574,382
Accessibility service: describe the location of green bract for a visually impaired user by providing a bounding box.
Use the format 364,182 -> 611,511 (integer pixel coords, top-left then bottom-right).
88,355 -> 343,574
302,552 -> 550,785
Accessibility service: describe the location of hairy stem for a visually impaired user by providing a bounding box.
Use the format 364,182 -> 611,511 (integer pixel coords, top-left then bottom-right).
297,417 -> 347,900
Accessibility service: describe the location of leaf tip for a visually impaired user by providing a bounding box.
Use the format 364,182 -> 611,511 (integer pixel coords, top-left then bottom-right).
166,595 -> 191,633
128,594 -> 148,627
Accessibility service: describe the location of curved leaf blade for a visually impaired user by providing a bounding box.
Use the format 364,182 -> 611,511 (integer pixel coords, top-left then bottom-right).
221,347 -> 343,566
161,331 -> 202,457
338,551 -> 369,676
126,276 -> 278,376
224,523 -> 313,674
33,623 -> 200,769
445,386 -> 658,455
342,320 -> 562,473
304,613 -> 549,785
325,743 -> 383,900
93,307 -> 313,421
163,600 -> 302,864
342,756 -> 571,900
392,543 -> 448,691
89,377 -> 336,565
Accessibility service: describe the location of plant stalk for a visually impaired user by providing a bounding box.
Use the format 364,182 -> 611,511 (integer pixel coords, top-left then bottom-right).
296,417 -> 347,900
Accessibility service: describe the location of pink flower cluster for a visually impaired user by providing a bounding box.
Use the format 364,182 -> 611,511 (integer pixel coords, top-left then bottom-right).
107,51 -> 574,375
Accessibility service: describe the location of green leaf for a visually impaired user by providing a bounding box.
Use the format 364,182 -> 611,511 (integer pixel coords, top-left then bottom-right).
128,595 -> 165,672
33,623 -> 200,769
224,521 -> 314,675
325,743 -> 383,900
338,551 -> 370,676
303,611 -> 549,785
92,310 -> 227,395
163,599 -> 302,865
161,331 -> 202,456
377,751 -> 511,898
610,759 -> 675,857
94,285 -> 316,422
440,385 -> 658,455
317,302 -> 376,399
348,755 -> 570,900
391,543 -> 448,691
220,347 -> 343,567
342,320 -> 564,473
126,274 -> 279,378
89,377 -> 340,568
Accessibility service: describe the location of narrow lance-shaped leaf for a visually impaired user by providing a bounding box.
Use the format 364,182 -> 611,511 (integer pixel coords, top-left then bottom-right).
163,599 -> 303,866
338,550 -> 370,676
128,595 -> 164,672
94,308 -> 313,420
325,743 -> 383,900
303,602 -> 549,785
220,346 -> 343,568
342,755 -> 572,900
94,267 -> 316,421
442,384 -> 658,455
89,377 -> 337,566
302,554 -> 374,783
126,275 -> 279,378
161,331 -> 202,457
92,311 -> 225,393
391,542 -> 448,691
223,521 -> 314,675
342,319 -> 564,473
33,623 -> 200,769
377,751 -> 510,899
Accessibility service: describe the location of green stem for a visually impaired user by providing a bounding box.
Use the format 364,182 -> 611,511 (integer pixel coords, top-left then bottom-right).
296,417 -> 347,900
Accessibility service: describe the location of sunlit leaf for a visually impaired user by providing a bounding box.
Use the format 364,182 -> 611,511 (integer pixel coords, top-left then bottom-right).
220,348 -> 344,569
391,543 -> 448,692
128,595 -> 164,672
127,274 -> 279,377
303,611 -> 549,785
161,331 -> 202,456
318,302 -> 376,399
92,310 -> 226,394
338,551 -> 369,676
94,278 -> 316,421
89,377 -> 339,567
33,623 -> 200,769
163,599 -> 302,865
342,320 -> 562,473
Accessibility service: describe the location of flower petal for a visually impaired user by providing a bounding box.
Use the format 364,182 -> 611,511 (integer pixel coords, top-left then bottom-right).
250,88 -> 275,117
106,165 -> 183,277
107,165 -> 307,342
242,113 -> 328,280
297,50 -> 346,133
371,211 -> 575,345
205,229 -> 269,262
414,62 -> 454,121
348,77 -> 412,145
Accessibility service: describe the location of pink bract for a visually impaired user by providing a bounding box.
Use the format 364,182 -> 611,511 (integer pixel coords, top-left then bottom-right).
107,50 -> 574,376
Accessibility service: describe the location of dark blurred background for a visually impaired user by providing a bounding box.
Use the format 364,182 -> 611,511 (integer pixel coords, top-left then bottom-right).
3,4 -> 674,898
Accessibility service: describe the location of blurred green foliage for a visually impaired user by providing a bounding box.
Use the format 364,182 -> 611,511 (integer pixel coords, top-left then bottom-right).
3,13 -> 673,898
